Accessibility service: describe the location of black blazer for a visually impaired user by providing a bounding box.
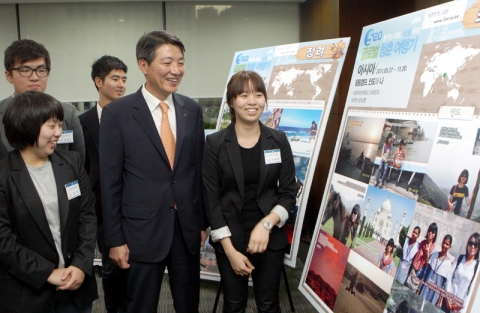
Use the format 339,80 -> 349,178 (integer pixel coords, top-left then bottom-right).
78,105 -> 102,224
202,122 -> 297,253
100,87 -> 207,263
0,150 -> 98,313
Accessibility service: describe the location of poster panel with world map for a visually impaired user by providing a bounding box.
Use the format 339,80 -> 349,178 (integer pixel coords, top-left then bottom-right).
199,38 -> 350,280
300,1 -> 480,312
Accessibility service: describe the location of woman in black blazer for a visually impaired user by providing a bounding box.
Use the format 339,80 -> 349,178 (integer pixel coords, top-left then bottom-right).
0,91 -> 97,313
203,71 -> 297,312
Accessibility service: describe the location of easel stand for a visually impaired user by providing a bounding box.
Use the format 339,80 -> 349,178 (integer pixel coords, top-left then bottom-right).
212,265 -> 295,312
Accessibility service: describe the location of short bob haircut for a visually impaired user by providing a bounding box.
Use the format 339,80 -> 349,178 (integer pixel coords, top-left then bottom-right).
3,90 -> 63,150
226,71 -> 267,122
4,39 -> 51,74
466,232 -> 480,260
458,169 -> 469,184
426,222 -> 438,244
136,30 -> 185,65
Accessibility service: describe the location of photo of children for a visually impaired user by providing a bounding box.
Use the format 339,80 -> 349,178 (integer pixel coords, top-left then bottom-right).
371,119 -> 438,200
387,203 -> 480,313
335,115 -> 384,184
351,185 -> 417,279
333,250 -> 392,313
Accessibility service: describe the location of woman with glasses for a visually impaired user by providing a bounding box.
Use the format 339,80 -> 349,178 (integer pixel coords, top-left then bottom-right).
447,169 -> 471,215
443,232 -> 480,313
408,222 -> 438,292
395,226 -> 421,285
378,238 -> 395,275
419,234 -> 453,306
0,91 -> 97,313
203,71 -> 297,313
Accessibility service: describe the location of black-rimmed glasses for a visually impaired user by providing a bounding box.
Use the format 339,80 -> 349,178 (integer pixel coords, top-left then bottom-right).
12,66 -> 49,77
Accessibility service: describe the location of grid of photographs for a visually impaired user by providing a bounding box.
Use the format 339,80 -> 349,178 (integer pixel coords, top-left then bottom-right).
301,109 -> 480,313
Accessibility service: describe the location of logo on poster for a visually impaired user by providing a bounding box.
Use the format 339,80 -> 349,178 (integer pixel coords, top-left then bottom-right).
236,54 -> 249,64
364,29 -> 383,46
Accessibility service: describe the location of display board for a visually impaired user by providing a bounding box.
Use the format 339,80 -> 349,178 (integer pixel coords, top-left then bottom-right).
200,38 -> 350,280
299,0 -> 480,312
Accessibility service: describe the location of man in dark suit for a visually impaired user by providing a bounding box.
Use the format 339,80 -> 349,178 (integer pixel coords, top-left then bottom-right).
79,55 -> 128,313
99,31 -> 208,312
0,39 -> 85,162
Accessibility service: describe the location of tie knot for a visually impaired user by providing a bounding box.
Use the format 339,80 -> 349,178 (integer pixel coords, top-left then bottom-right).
160,102 -> 168,114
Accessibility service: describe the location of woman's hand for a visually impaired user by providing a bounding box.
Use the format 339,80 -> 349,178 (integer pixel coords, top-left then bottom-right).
226,250 -> 255,276
247,222 -> 270,254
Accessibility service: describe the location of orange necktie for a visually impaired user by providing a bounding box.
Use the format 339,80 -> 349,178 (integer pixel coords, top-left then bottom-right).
160,102 -> 176,169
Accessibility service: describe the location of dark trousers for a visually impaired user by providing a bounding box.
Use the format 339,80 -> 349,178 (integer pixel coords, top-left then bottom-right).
216,247 -> 285,313
97,224 -> 128,313
126,212 -> 200,313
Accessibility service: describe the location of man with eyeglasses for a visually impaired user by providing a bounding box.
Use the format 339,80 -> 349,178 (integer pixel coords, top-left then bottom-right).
0,39 -> 85,161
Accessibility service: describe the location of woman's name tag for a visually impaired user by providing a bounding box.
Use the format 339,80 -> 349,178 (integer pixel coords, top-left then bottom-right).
65,180 -> 81,200
264,149 -> 281,164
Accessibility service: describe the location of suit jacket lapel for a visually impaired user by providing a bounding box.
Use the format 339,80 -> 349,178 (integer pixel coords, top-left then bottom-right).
9,151 -> 56,250
86,105 -> 100,153
257,123 -> 272,196
50,153 -> 70,233
172,94 -> 188,171
225,123 -> 245,200
131,89 -> 170,166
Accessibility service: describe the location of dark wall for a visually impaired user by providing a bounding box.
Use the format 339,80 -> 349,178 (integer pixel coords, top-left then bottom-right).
299,0 -> 450,243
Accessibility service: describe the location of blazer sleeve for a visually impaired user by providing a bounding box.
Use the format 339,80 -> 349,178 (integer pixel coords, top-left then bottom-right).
0,166 -> 55,290
275,132 -> 297,212
63,102 -> 86,164
69,152 -> 96,275
194,104 -> 208,231
202,134 -> 227,232
99,105 -> 126,248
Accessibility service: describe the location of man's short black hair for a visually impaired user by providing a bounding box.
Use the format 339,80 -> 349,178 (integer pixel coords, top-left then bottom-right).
91,55 -> 128,90
136,30 -> 185,65
4,39 -> 51,74
3,91 -> 63,150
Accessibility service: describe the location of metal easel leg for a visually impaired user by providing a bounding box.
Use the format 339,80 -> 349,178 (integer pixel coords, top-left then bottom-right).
282,265 -> 295,312
212,279 -> 222,313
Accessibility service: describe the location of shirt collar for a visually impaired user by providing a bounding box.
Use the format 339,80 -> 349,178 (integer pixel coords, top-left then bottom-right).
96,102 -> 102,121
141,83 -> 174,112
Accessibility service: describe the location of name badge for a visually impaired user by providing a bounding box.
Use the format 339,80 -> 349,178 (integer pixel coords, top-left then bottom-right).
264,149 -> 281,164
58,130 -> 74,144
65,180 -> 81,200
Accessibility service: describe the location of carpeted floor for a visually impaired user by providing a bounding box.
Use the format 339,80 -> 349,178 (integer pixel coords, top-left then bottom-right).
92,243 -> 317,312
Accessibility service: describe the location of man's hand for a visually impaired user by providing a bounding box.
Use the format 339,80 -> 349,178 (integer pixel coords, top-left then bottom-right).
47,268 -> 68,286
200,230 -> 208,247
58,265 -> 85,291
110,244 -> 130,269
247,222 -> 270,254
